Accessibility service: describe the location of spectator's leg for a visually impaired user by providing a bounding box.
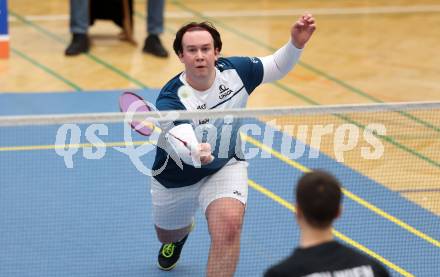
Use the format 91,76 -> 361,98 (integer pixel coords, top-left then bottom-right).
143,0 -> 168,57
147,0 -> 164,35
66,0 -> 90,56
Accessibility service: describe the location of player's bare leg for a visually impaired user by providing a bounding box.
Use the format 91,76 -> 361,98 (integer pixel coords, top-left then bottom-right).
205,198 -> 245,277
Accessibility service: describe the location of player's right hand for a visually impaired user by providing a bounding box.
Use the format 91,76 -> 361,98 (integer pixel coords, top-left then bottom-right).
198,143 -> 214,165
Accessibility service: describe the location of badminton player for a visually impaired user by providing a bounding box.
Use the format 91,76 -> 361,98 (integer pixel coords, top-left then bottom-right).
264,171 -> 390,277
150,13 -> 316,276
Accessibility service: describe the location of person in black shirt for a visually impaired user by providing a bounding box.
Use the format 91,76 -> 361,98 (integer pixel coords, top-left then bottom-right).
264,170 -> 390,277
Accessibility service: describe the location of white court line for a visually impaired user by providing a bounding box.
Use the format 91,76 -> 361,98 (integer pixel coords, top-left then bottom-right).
7,5 -> 440,22
178,5 -> 440,18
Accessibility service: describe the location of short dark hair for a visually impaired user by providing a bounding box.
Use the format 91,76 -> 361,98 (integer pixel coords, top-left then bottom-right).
173,21 -> 222,56
296,170 -> 342,229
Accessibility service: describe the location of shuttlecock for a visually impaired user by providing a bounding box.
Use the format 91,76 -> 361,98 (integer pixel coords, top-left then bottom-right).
177,85 -> 194,100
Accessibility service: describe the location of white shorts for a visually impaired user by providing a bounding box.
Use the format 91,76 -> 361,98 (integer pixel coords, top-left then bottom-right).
150,159 -> 248,230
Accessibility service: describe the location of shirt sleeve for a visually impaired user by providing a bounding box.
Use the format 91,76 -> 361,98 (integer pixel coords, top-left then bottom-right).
259,40 -> 302,84
166,123 -> 202,167
226,56 -> 264,94
156,90 -> 186,111
155,90 -> 190,131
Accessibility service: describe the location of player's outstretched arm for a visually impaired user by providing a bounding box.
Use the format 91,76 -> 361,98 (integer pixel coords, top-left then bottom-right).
259,13 -> 316,84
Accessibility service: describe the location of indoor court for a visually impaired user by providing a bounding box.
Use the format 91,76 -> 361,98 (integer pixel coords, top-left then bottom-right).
1,1 -> 439,276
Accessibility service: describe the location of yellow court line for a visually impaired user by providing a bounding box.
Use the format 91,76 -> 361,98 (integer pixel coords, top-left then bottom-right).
0,141 -> 154,152
242,133 -> 440,249
248,179 -> 414,277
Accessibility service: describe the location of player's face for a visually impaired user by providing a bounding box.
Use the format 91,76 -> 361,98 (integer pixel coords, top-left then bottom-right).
179,30 -> 219,80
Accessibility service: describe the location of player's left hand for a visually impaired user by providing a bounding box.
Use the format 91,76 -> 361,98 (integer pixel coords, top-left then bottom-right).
291,13 -> 316,49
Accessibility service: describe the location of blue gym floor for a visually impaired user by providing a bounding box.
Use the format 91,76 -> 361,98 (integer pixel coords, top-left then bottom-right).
0,90 -> 439,277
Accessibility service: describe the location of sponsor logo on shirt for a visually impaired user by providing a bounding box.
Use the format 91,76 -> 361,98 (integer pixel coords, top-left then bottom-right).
197,103 -> 206,110
197,103 -> 209,124
250,57 -> 259,64
219,84 -> 234,99
199,118 -> 209,125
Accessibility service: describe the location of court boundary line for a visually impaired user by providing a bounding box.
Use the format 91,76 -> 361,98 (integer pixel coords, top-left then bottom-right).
0,141 -> 152,152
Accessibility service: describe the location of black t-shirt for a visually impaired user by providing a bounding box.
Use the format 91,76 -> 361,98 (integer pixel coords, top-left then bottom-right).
264,241 -> 390,277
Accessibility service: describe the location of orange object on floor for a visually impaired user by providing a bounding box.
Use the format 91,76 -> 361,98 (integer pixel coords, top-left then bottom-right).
0,39 -> 9,58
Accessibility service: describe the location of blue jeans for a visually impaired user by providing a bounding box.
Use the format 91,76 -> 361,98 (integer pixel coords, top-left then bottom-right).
69,0 -> 89,34
69,0 -> 165,35
147,0 -> 165,35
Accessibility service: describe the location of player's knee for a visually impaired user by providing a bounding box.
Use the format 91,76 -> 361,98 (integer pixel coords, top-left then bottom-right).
210,213 -> 243,244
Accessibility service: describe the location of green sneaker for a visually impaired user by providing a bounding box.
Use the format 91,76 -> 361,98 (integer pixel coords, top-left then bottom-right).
157,234 -> 189,271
